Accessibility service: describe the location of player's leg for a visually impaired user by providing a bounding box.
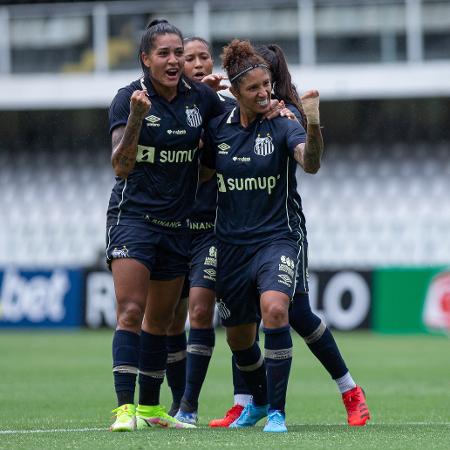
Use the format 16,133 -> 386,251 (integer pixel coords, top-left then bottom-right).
166,292 -> 188,416
289,240 -> 370,426
175,286 -> 216,424
260,291 -> 292,433
110,258 -> 150,432
289,292 -> 370,426
226,323 -> 269,428
136,277 -> 195,429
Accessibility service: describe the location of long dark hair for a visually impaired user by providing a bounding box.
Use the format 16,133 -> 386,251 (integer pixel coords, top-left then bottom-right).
255,44 -> 307,127
138,19 -> 183,73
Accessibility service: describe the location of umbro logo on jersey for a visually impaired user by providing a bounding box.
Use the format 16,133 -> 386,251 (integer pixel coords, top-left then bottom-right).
186,105 -> 202,127
254,133 -> 274,156
145,115 -> 161,127
218,143 -> 230,154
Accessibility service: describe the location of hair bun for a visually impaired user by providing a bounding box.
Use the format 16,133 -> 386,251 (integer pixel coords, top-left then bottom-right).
147,19 -> 169,29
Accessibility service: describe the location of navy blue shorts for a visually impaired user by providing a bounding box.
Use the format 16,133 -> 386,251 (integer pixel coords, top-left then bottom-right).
106,224 -> 190,280
189,231 -> 217,291
216,237 -> 308,327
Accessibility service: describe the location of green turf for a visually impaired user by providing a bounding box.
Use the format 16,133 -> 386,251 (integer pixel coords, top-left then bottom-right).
0,330 -> 449,449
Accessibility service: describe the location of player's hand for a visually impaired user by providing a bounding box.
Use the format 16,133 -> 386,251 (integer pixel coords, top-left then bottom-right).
130,89 -> 151,119
264,99 -> 297,121
202,73 -> 228,92
301,90 -> 320,125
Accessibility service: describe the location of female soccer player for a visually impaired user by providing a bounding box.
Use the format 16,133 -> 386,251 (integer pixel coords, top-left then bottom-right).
253,44 -> 371,427
106,19 -> 224,431
201,39 -> 322,432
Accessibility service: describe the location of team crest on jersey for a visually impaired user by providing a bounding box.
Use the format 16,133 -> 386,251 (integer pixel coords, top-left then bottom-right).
185,105 -> 202,128
254,133 -> 274,156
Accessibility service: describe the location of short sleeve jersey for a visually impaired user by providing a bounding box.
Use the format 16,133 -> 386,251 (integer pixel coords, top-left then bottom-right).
107,76 -> 224,232
204,107 -> 307,245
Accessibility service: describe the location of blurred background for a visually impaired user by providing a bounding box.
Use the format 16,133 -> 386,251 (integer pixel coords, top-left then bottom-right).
0,0 -> 449,334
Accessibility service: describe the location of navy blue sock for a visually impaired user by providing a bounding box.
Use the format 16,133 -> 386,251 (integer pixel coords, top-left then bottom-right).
264,326 -> 292,413
232,342 -> 267,406
166,332 -> 187,406
112,330 -> 140,406
289,293 -> 348,379
181,328 -> 215,411
138,331 -> 167,406
232,329 -> 258,396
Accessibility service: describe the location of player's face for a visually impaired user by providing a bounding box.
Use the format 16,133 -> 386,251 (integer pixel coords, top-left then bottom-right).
141,33 -> 185,94
234,68 -> 272,117
184,40 -> 213,81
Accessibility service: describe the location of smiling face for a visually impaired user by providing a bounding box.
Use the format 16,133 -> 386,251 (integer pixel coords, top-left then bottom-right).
141,33 -> 185,98
231,68 -> 272,121
184,39 -> 214,81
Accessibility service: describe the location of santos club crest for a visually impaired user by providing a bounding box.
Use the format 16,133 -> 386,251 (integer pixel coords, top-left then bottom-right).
254,133 -> 274,156
185,105 -> 202,128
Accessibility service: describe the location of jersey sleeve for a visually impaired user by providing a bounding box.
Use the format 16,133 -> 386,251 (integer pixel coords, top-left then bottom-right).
285,118 -> 307,157
108,87 -> 132,134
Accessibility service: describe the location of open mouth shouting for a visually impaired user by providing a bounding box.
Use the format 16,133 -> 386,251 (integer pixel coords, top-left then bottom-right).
166,67 -> 180,81
192,71 -> 205,81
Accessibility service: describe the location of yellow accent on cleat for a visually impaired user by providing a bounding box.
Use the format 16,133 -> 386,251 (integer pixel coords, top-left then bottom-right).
110,404 -> 136,432
136,404 -> 196,429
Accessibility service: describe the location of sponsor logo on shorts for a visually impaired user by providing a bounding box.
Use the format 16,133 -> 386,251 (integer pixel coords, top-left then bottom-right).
216,299 -> 231,319
203,268 -> 216,281
278,273 -> 293,287
203,246 -> 217,268
186,105 -> 202,128
217,173 -> 280,195
254,133 -> 274,156
111,246 -> 129,259
279,255 -> 296,278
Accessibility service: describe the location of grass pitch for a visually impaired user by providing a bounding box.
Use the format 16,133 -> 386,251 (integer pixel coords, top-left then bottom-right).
0,330 -> 449,449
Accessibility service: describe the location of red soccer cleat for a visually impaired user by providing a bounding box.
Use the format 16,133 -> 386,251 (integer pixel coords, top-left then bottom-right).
208,404 -> 244,428
342,385 -> 371,426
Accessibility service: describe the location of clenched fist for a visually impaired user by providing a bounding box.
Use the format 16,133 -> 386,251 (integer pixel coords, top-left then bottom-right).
130,89 -> 151,119
301,90 -> 320,125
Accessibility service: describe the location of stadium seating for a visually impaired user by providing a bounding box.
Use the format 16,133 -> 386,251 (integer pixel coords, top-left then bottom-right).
0,143 -> 448,268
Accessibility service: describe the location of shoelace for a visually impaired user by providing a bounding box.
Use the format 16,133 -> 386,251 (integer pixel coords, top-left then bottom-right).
111,406 -> 133,419
344,392 -> 361,413
268,412 -> 284,425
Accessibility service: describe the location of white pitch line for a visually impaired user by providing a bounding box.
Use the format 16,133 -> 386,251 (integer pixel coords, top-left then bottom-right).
1,423 -> 449,435
0,427 -> 106,435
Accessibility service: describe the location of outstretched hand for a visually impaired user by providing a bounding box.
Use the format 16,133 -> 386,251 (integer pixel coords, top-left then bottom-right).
202,74 -> 229,92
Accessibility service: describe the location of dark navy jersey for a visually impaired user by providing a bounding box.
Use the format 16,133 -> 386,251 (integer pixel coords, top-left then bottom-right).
107,75 -> 224,232
204,107 -> 307,245
189,92 -> 237,233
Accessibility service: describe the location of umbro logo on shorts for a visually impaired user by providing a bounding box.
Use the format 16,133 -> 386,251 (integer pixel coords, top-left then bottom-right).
216,299 -> 231,319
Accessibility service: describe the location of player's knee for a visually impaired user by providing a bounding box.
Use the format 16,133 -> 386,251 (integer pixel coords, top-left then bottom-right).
263,302 -> 289,327
116,301 -> 145,330
189,302 -> 214,328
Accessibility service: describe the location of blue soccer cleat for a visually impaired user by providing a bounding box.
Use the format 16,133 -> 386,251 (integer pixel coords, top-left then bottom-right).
263,410 -> 287,432
174,408 -> 198,425
229,403 -> 268,428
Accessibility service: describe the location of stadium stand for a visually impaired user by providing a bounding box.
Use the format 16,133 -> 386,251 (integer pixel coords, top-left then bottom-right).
0,142 -> 448,268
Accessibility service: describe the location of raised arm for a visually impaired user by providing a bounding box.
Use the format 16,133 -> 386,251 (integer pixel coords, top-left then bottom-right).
293,90 -> 323,174
111,90 -> 151,179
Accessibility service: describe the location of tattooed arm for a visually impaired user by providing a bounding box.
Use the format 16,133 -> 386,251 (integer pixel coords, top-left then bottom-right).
111,89 -> 151,178
293,90 -> 323,174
